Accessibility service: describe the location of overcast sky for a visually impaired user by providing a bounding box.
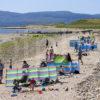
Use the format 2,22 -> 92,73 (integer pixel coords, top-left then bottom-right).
0,0 -> 100,14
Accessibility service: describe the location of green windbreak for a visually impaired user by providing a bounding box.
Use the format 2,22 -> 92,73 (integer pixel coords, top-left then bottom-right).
6,66 -> 57,87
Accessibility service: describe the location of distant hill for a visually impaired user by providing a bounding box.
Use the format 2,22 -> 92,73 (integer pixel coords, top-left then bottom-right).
65,19 -> 100,29
0,11 -> 100,26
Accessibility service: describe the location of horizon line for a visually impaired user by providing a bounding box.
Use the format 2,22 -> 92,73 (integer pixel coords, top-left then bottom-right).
0,10 -> 99,15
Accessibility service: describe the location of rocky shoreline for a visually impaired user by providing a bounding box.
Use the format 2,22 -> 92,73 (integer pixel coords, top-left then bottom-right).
76,62 -> 100,100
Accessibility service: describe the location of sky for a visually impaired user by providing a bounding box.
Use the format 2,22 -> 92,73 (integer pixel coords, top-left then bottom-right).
0,0 -> 100,14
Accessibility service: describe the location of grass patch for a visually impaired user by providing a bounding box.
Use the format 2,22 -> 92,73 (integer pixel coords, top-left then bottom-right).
0,41 -> 15,49
55,19 -> 100,29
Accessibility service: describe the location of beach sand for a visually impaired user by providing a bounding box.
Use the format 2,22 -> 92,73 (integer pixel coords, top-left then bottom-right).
0,33 -> 100,100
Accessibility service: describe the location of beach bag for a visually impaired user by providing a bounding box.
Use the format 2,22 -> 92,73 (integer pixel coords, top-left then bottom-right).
74,70 -> 80,74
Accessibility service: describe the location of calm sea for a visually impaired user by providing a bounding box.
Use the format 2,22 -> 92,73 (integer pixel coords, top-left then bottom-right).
0,28 -> 59,34
0,28 -> 29,34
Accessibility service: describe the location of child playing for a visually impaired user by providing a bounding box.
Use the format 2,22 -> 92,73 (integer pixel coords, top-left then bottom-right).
28,78 -> 36,91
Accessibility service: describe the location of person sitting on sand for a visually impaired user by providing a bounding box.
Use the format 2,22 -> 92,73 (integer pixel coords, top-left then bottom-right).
22,61 -> 30,68
13,79 -> 21,93
19,71 -> 29,83
46,39 -> 49,48
40,78 -> 50,91
59,66 -> 65,76
13,71 -> 29,92
0,60 -> 4,84
40,60 -> 47,67
44,78 -> 50,85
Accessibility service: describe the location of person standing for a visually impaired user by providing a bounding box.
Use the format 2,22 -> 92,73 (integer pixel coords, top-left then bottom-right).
46,50 -> 49,62
28,78 -> 36,91
78,50 -> 83,65
74,42 -> 78,52
91,41 -> 95,51
0,60 -> 4,84
9,59 -> 12,69
56,42 -> 58,47
46,39 -> 49,48
50,46 -> 54,61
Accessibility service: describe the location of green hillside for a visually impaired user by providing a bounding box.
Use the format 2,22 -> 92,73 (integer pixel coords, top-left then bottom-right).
66,19 -> 100,29
56,19 -> 100,29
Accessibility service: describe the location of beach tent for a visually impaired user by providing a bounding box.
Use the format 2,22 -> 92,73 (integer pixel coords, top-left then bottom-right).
53,55 -> 68,64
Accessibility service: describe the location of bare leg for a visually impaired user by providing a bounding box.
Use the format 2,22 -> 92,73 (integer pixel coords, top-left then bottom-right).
81,59 -> 83,65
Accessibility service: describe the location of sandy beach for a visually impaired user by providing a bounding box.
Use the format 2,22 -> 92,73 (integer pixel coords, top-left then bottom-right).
0,32 -> 100,100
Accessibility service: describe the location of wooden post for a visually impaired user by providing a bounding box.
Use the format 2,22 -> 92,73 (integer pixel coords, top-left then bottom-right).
17,68 -> 18,80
